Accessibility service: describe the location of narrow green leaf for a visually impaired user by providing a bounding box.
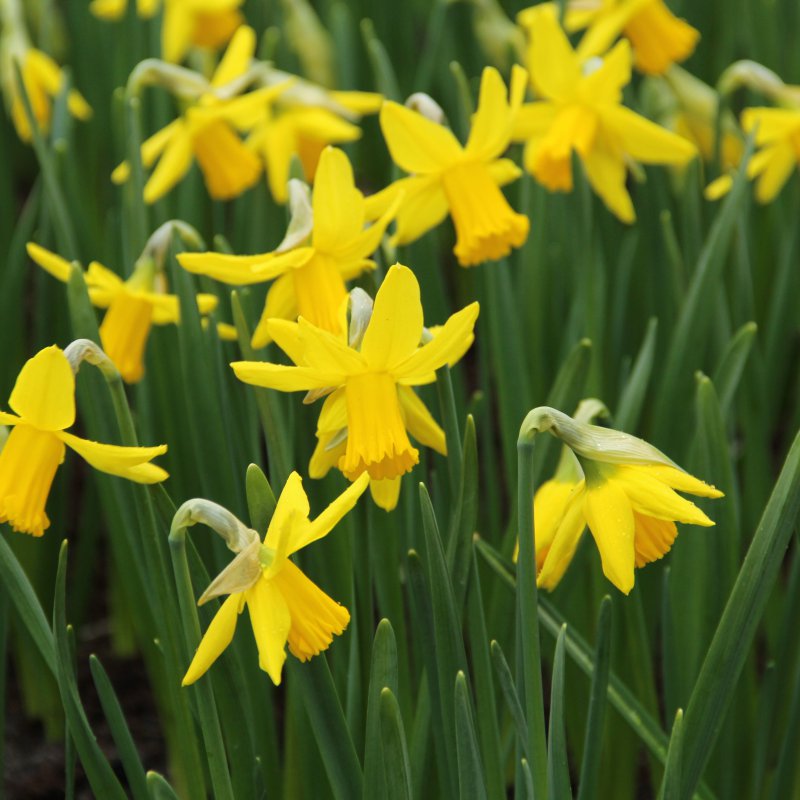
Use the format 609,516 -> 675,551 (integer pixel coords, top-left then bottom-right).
379,688 -> 414,800
361,19 -> 401,101
146,771 -> 181,800
681,427 -> 800,798
436,365 -> 463,500
364,619 -> 399,800
547,626 -> 572,800
490,640 -> 529,755
658,710 -> 684,800
615,318 -> 658,432
711,321 -> 757,418
454,671 -> 487,800
576,597 -> 612,800
53,542 -> 127,800
89,655 -> 149,799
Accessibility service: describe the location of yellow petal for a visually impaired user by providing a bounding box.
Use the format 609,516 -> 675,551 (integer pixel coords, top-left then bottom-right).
90,0 -> 126,20
754,143 -> 797,203
603,106 -> 696,165
271,560 -> 350,662
379,176 -> 450,247
9,346 -> 75,431
369,477 -> 402,511
398,386 -> 446,454
574,0 -> 645,62
625,0 -> 699,76
58,431 -> 168,483
191,119 -> 262,201
251,275 -> 299,349
741,107 -> 800,143
245,577 -> 291,685
294,317 -> 364,375
86,261 -> 125,293
526,4 -> 581,100
67,89 -> 93,122
513,102 -> 558,141
704,173 -> 733,201
143,126 -> 194,203
613,466 -> 715,527
393,302 -> 479,384
316,387 -> 347,433
289,472 -> 369,554
641,464 -> 724,499
26,242 -> 72,283
582,39 -> 632,104
309,433 -> 346,479
311,147 -> 365,253
360,265 -> 424,371
537,482 -> 587,591
141,120 -> 182,168
211,25 -> 256,88
231,362 -> 344,392
161,3 -> 193,63
581,147 -> 635,224
178,247 -> 312,286
329,90 -> 383,115
488,158 -> 524,187
379,101 -> 462,174
264,471 -> 310,551
182,594 -> 243,685
583,479 -> 635,594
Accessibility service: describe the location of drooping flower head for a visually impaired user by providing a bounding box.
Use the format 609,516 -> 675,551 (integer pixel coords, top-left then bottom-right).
512,4 -> 696,222
178,146 -> 398,347
0,4 -> 91,144
28,236 -> 218,383
179,471 -> 369,686
231,265 -> 479,508
367,66 -> 530,267
112,26 -> 290,203
0,345 -> 169,537
546,0 -> 699,76
91,0 -> 244,64
518,406 -> 723,594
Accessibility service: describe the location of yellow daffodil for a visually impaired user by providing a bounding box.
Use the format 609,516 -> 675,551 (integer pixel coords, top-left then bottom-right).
513,4 -> 696,222
247,89 -> 382,204
705,106 -> 800,203
91,0 -> 243,64
112,26 -> 289,203
366,66 -> 529,267
181,471 -> 369,685
178,146 -> 397,346
0,346 -> 168,537
518,406 -> 723,594
27,242 -> 218,383
547,0 -> 699,76
1,42 -> 91,143
231,265 -> 479,503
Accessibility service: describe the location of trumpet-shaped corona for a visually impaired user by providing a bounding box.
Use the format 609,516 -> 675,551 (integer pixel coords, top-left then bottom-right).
231,265 -> 478,505
0,346 -> 168,537
182,472 -> 369,686
367,66 -> 529,267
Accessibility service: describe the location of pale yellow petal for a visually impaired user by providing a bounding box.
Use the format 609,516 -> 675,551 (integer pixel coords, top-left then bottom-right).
398,386 -> 446,454
182,594 -> 243,685
251,275 -> 300,349
9,346 -> 75,431
58,431 -> 168,483
26,242 -> 72,283
369,477 -> 402,511
379,101 -> 462,174
537,483 -> 587,591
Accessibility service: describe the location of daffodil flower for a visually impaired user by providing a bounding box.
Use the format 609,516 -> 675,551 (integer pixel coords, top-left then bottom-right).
0,14 -> 91,144
513,4 -> 696,222
27,242 -> 218,383
0,346 -> 168,537
705,106 -> 800,203
231,265 -> 479,494
91,0 -> 243,64
545,0 -> 699,76
181,471 -> 369,685
112,26 -> 289,203
247,88 -> 382,204
366,66 -> 529,267
178,146 -> 398,346
518,406 -> 723,594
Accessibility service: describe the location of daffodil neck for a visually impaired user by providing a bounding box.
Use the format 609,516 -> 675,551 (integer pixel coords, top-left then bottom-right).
258,544 -> 277,570
143,220 -> 205,268
126,59 -> 209,101
63,339 -> 120,381
127,256 -> 157,292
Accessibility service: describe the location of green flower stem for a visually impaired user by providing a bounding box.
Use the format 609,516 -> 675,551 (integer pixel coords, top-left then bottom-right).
515,431 -> 548,800
167,522 -> 235,800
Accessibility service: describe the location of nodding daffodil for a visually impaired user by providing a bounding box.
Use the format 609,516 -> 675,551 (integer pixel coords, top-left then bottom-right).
366,66 -> 530,267
178,146 -> 398,347
705,106 -> 800,203
543,0 -> 699,76
112,26 -> 290,203
181,472 -> 369,686
518,406 -> 723,594
247,87 -> 382,204
91,0 -> 243,64
512,4 -> 696,223
232,265 -> 479,494
0,345 -> 168,537
0,8 -> 92,144
27,241 -> 218,383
